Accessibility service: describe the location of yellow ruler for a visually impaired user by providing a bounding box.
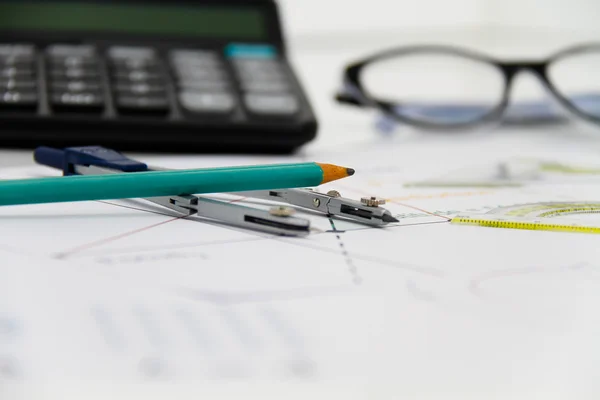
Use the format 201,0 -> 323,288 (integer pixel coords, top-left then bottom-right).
451,202 -> 600,234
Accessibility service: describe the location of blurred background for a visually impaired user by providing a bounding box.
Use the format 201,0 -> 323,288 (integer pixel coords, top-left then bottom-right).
273,0 -> 600,151
279,0 -> 600,40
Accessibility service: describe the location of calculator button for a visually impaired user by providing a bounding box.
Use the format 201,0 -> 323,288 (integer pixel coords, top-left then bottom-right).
233,59 -> 282,73
49,57 -> 98,69
112,59 -> 160,70
0,45 -> 38,111
112,65 -> 163,76
0,55 -> 34,65
173,58 -> 221,70
173,67 -> 224,81
115,83 -> 166,96
171,56 -> 222,68
51,80 -> 101,92
171,50 -> 219,64
177,79 -> 230,91
0,59 -> 34,69
236,69 -> 287,83
0,44 -> 35,56
115,95 -> 170,113
179,91 -> 236,114
171,49 -> 218,60
108,47 -> 156,61
232,61 -> 283,78
0,45 -> 36,65
0,79 -> 36,91
51,92 -> 104,109
49,68 -> 99,80
244,93 -> 299,116
241,81 -> 290,93
113,70 -> 164,83
224,43 -> 277,59
0,67 -> 34,79
47,44 -> 96,59
0,91 -> 38,108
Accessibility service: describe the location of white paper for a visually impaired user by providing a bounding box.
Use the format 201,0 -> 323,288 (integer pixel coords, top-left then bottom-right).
1,132 -> 600,400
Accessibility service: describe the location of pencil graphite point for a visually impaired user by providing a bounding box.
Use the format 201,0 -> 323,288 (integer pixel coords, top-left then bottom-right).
317,163 -> 356,184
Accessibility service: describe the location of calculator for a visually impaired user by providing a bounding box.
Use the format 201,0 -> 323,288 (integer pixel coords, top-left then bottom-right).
0,0 -> 317,153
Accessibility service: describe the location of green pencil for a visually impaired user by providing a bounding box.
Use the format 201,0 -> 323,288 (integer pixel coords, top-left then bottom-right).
0,162 -> 355,207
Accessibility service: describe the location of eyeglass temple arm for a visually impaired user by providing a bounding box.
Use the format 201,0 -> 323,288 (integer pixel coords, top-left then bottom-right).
335,92 -> 365,107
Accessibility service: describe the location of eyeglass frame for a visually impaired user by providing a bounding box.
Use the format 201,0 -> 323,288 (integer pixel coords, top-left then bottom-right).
335,43 -> 600,130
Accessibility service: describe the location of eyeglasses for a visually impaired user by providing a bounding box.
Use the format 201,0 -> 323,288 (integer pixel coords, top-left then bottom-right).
335,44 -> 600,130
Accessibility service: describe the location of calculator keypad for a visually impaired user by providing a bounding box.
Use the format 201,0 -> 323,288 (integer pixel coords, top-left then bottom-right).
0,40 -> 315,152
47,45 -> 104,112
108,47 -> 170,115
0,45 -> 38,110
0,43 -> 304,122
244,93 -> 300,116
179,91 -> 236,114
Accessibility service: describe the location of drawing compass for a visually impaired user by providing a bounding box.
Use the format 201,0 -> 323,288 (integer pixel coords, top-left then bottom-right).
34,146 -> 310,236
34,145 -> 398,235
243,189 -> 399,225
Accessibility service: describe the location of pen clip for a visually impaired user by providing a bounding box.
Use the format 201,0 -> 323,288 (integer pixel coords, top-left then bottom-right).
34,145 -> 149,175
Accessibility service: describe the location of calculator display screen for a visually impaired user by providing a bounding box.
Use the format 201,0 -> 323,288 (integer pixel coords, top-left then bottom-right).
0,1 -> 267,39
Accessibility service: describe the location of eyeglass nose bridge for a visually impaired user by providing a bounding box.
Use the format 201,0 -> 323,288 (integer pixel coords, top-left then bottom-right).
501,62 -> 548,79
500,61 -> 555,103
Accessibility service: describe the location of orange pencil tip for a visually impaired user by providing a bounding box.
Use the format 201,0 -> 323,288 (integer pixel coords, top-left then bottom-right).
317,163 -> 356,184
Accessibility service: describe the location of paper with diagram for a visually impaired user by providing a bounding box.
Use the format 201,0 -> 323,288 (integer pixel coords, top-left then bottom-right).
1,133 -> 600,398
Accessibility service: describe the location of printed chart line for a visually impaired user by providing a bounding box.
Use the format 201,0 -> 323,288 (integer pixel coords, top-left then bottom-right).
51,199 -> 274,260
54,215 -> 187,260
329,218 -> 362,285
47,195 -> 446,279
97,200 -> 179,218
77,237 -> 268,258
388,200 -> 452,221
274,235 -> 445,277
62,219 -> 448,260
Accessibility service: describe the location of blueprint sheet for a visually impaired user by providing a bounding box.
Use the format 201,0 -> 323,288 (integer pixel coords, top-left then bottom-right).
1,131 -> 600,399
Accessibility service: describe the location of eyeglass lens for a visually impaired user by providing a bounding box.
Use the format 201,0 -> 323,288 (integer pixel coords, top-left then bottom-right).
361,52 -> 505,125
359,47 -> 600,126
548,49 -> 600,120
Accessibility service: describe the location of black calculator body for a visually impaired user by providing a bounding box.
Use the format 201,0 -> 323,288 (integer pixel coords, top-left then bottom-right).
0,0 -> 317,153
